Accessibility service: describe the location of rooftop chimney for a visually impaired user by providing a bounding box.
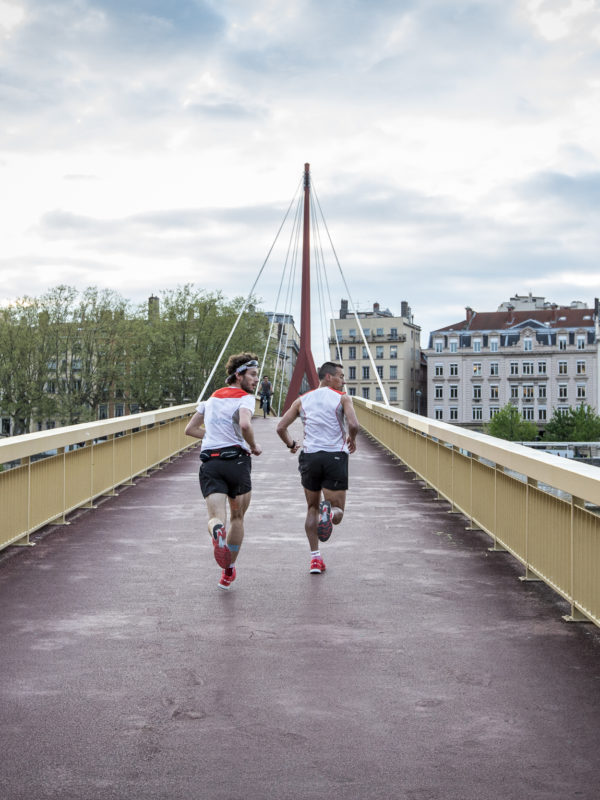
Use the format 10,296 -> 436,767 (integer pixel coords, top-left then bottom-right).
340,299 -> 348,319
465,306 -> 474,325
148,295 -> 160,322
373,302 -> 380,314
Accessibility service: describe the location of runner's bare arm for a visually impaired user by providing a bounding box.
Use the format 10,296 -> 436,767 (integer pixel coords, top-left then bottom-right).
276,399 -> 302,453
239,407 -> 262,455
185,411 -> 205,440
341,395 -> 359,453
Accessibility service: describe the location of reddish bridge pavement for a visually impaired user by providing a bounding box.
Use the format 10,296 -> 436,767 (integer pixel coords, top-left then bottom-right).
1,418 -> 600,800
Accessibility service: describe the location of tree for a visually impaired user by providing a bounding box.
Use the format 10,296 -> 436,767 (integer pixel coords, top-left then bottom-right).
485,403 -> 538,441
543,405 -> 600,442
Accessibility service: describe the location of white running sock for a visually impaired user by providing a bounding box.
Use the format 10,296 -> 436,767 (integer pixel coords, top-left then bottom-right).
311,550 -> 321,559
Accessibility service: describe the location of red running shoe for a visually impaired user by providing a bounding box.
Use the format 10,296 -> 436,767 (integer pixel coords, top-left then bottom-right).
212,524 -> 232,568
309,556 -> 326,574
218,566 -> 236,590
317,500 -> 333,542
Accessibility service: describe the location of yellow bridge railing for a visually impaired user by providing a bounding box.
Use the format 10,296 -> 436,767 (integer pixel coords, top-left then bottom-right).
354,397 -> 600,627
0,404 -> 198,551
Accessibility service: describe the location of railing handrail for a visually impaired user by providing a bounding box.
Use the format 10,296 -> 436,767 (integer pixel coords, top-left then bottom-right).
353,398 -> 600,505
0,403 -> 197,465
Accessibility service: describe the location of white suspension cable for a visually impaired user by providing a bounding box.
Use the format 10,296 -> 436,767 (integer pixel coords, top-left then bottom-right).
197,178 -> 303,401
310,191 -> 342,367
313,185 -> 390,406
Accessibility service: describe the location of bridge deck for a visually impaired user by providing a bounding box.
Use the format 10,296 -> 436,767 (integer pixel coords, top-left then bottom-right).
1,418 -> 600,800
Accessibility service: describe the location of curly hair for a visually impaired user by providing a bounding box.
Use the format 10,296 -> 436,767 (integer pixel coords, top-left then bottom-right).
225,352 -> 259,384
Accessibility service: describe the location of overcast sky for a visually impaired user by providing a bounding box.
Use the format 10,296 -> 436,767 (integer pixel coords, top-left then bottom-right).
2,0 -> 600,360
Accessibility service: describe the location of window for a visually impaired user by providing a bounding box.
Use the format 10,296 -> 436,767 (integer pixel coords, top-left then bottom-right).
435,385 -> 443,399
390,327 -> 397,338
389,386 -> 397,402
577,384 -> 586,399
115,404 -> 124,417
349,328 -> 356,337
490,338 -> 499,352
335,347 -> 343,360
435,363 -> 444,376
376,366 -> 383,378
472,407 -> 483,421
130,404 -> 140,414
449,385 -> 458,399
559,336 -> 567,351
376,346 -> 384,359
522,362 -> 533,375
46,380 -> 56,394
375,388 -> 383,402
435,408 -> 443,420
538,385 -> 546,399
389,366 -> 397,380
473,385 -> 482,401
490,385 -> 499,400
523,407 -> 534,420
449,339 -> 457,353
1,418 -> 10,435
362,347 -> 368,359
510,362 -> 518,375
511,385 -> 519,399
348,387 -> 356,396
362,387 -> 370,399
558,361 -> 567,375
490,407 -> 500,418
523,385 -> 534,399
449,407 -> 458,420
336,329 -> 342,340
363,328 -> 370,337
376,328 -> 384,336
99,405 -> 108,420
390,346 -> 397,359
577,336 -> 586,350
435,340 -> 443,353
538,361 -> 547,374
490,362 -> 499,376
523,337 -> 532,351
538,408 -> 547,421
348,366 -> 356,380
577,360 -> 586,375
472,362 -> 482,376
362,366 -> 370,379
558,384 -> 568,400
449,363 -> 458,376
473,339 -> 481,352
348,346 -> 356,360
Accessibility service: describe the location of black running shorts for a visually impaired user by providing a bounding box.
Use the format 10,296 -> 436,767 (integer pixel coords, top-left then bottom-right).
298,450 -> 348,492
199,449 -> 252,498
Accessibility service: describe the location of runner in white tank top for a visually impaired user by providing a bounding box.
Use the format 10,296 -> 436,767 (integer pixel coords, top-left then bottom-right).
185,353 -> 262,590
276,362 -> 359,575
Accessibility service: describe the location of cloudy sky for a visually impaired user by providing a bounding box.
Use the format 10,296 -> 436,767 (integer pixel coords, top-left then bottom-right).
2,0 -> 600,360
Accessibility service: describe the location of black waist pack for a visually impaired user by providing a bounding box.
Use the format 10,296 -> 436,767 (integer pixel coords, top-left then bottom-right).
200,447 -> 245,462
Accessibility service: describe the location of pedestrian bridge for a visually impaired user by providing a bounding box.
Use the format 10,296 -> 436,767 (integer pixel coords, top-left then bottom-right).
1,401 -> 600,799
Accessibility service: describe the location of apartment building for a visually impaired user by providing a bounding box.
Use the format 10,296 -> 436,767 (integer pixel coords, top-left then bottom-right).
329,299 -> 422,409
425,295 -> 599,429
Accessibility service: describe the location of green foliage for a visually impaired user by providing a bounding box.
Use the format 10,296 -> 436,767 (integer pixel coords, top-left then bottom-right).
0,284 -> 270,431
484,403 -> 538,442
543,405 -> 600,442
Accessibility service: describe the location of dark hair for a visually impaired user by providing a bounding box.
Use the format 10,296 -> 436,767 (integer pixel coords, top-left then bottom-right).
262,375 -> 270,380
318,361 -> 342,380
225,352 -> 258,384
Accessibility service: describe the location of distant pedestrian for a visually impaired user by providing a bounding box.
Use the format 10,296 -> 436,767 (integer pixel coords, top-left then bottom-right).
184,353 -> 262,590
260,375 -> 273,417
276,362 -> 359,574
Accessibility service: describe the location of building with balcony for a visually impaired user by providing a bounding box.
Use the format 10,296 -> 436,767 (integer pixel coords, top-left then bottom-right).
425,295 -> 599,429
329,299 -> 422,409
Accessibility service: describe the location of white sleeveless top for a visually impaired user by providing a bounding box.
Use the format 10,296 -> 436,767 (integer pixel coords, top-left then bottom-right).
196,387 -> 255,452
299,387 -> 349,453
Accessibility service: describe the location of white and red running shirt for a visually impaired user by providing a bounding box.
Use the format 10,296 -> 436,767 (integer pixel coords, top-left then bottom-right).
196,387 -> 256,452
299,387 -> 350,453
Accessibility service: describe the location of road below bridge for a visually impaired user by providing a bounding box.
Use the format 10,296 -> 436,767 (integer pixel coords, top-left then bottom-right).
1,417 -> 600,799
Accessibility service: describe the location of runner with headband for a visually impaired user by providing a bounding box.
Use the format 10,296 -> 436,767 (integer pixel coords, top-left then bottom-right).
185,353 -> 262,589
